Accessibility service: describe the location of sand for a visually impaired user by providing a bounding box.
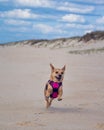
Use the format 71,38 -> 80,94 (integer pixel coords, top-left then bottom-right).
0,46 -> 104,130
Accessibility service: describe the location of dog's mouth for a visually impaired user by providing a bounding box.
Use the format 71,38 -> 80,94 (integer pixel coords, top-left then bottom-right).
55,76 -> 62,81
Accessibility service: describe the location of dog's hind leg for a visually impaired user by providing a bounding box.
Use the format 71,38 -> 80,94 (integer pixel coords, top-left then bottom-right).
49,98 -> 53,107
45,85 -> 53,108
45,97 -> 50,108
44,91 -> 49,108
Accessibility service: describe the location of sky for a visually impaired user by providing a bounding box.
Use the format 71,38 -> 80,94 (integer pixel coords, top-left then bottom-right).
0,0 -> 104,43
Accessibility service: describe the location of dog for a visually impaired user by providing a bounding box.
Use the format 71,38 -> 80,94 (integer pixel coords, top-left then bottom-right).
44,64 -> 66,108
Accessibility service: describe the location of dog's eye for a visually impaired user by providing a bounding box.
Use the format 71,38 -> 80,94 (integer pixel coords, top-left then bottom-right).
55,71 -> 58,74
61,72 -> 64,74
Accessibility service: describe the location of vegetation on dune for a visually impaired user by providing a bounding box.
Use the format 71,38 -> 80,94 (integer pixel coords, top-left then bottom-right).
69,47 -> 104,54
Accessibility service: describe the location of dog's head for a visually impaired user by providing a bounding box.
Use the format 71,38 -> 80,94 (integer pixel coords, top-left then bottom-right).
50,64 -> 66,82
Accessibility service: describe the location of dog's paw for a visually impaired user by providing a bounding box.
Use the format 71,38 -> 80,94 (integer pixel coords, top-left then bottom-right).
57,98 -> 62,101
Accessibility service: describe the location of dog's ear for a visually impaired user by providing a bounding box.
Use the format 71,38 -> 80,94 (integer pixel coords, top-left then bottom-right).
62,65 -> 66,71
50,64 -> 55,71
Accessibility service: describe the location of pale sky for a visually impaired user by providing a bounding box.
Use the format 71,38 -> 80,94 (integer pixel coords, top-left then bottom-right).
0,0 -> 104,43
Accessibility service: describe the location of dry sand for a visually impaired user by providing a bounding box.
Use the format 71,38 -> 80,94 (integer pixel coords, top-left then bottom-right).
0,46 -> 104,130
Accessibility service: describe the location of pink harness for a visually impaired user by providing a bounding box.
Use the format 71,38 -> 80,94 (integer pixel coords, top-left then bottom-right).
48,80 -> 62,98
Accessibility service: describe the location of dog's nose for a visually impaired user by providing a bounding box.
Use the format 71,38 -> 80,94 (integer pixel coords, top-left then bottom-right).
59,75 -> 62,78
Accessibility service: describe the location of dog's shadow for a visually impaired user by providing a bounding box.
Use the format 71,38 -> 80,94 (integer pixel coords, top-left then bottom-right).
47,106 -> 83,113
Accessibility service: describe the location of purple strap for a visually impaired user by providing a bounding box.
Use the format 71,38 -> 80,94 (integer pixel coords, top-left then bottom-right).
48,80 -> 62,88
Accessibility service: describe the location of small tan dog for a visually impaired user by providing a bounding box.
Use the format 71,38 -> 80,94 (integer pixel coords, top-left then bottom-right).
44,64 -> 66,108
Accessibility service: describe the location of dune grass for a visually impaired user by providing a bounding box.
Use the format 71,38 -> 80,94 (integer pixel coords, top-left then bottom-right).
69,47 -> 104,54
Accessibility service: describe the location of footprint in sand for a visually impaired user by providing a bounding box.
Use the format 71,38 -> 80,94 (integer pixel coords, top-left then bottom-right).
79,103 -> 89,107
96,123 -> 104,130
16,121 -> 46,127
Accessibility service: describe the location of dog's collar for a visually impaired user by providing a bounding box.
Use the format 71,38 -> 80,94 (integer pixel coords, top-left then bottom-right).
48,80 -> 62,88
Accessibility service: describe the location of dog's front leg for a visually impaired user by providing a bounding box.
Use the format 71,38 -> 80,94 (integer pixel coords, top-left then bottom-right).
45,85 -> 52,98
57,86 -> 63,101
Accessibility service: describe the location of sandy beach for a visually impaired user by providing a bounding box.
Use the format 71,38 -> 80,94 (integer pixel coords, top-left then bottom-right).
0,46 -> 104,130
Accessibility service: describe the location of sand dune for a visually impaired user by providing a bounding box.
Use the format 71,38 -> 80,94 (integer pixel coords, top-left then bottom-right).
0,46 -> 104,130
